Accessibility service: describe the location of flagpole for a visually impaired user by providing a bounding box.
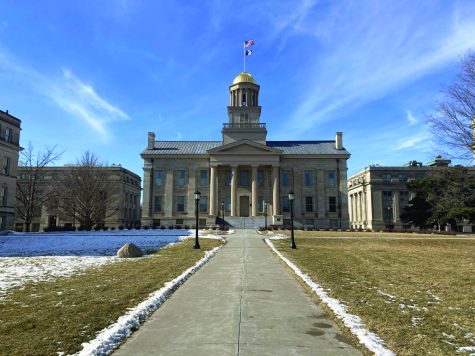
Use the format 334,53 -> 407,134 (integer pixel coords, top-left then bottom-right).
243,41 -> 246,72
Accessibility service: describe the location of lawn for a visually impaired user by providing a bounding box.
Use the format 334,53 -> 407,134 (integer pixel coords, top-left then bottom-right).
0,238 -> 222,355
271,233 -> 475,355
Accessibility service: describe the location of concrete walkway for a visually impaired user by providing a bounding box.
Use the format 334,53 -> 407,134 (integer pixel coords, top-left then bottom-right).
114,230 -> 361,355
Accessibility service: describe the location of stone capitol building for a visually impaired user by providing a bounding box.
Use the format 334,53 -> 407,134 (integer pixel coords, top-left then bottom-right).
141,72 -> 350,229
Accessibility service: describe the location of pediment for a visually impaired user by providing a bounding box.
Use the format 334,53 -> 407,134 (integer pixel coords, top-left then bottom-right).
207,140 -> 282,155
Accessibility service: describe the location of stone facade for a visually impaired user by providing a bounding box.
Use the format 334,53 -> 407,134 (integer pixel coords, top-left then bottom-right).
141,72 -> 350,228
0,110 -> 21,231
15,165 -> 141,231
347,156 -> 472,230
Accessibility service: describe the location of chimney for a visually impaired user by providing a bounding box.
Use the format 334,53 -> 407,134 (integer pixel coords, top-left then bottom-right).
148,132 -> 155,150
335,132 -> 343,150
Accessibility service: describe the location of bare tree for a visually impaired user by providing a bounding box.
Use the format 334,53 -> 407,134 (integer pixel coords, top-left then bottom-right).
53,151 -> 119,230
15,143 -> 62,232
427,52 -> 475,161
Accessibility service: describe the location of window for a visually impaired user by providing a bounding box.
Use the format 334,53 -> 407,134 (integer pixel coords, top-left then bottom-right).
258,170 -> 264,187
154,196 -> 162,212
399,191 -> 409,208
19,173 -> 28,180
282,171 -> 289,187
328,171 -> 336,188
305,219 -> 314,227
200,170 -> 208,187
5,127 -> 12,143
398,174 -> 408,182
304,171 -> 313,187
242,92 -> 247,106
240,170 -> 249,186
176,219 -> 184,225
0,216 -> 4,230
199,195 -> 208,212
383,191 -> 393,205
305,196 -> 313,212
0,186 -> 7,206
382,174 -> 391,182
176,196 -> 185,212
155,170 -> 163,187
177,170 -> 186,187
225,171 -> 232,187
281,195 -> 290,213
2,157 -> 10,175
328,196 -> 337,212
258,195 -> 264,212
225,193 -> 231,212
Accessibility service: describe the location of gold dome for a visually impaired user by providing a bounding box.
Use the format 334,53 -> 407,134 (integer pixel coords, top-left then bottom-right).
232,72 -> 257,85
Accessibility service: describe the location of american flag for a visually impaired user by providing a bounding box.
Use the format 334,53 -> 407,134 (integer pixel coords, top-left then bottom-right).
244,39 -> 255,47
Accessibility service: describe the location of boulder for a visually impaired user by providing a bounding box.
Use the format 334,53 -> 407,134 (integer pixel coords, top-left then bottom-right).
117,243 -> 143,258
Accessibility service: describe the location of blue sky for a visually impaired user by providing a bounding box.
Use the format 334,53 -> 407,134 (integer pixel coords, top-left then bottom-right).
1,0 -> 475,179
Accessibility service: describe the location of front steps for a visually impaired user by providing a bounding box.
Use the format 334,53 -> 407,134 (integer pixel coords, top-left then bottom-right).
221,216 -> 266,229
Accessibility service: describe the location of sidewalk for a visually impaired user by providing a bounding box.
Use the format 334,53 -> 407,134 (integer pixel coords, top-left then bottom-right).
114,230 -> 361,355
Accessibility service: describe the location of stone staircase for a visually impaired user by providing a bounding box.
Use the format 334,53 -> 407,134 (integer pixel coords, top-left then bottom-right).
222,217 -> 266,230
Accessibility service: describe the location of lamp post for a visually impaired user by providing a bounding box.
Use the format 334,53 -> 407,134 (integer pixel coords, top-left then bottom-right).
386,198 -> 393,231
221,200 -> 225,230
289,191 -> 297,249
194,190 -> 201,249
264,201 -> 268,230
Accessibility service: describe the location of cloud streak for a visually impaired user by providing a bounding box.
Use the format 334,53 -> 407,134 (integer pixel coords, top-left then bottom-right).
0,49 -> 128,141
272,0 -> 475,135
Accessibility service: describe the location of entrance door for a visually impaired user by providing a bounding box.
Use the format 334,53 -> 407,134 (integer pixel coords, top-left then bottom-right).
239,196 -> 250,217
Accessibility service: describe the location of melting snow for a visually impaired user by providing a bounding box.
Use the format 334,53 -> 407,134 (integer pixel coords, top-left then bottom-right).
265,238 -> 395,356
75,244 -> 223,355
0,230 -> 193,299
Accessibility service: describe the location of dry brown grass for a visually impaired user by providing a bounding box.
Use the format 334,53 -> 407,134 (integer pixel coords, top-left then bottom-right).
0,239 -> 222,355
272,235 -> 475,355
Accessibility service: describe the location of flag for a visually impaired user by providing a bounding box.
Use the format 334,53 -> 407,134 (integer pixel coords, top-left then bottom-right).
245,49 -> 252,56
244,39 -> 255,47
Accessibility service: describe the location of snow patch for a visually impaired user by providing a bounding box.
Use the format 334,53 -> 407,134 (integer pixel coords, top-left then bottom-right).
265,239 -> 395,356
75,245 -> 223,355
411,317 -> 423,327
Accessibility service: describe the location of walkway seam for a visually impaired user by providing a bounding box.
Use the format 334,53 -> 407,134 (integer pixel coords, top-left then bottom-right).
236,240 -> 245,355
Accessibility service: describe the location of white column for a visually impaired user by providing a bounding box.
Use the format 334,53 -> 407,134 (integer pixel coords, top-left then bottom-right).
393,191 -> 399,223
348,194 -> 353,224
209,166 -> 217,216
272,166 -> 279,215
362,191 -> 367,226
231,165 -> 237,216
251,165 -> 258,217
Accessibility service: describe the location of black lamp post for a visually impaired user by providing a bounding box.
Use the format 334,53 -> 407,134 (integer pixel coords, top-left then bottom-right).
289,191 -> 297,249
221,200 -> 225,230
264,201 -> 268,230
386,198 -> 393,231
194,190 -> 201,249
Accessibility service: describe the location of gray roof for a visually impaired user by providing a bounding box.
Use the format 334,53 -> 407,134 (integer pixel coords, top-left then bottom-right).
141,140 -> 349,155
267,141 -> 349,155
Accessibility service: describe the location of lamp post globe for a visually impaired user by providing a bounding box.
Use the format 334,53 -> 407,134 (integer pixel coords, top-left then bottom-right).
194,190 -> 201,249
288,191 -> 297,249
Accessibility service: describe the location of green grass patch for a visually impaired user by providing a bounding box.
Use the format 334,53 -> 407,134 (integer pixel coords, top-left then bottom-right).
0,239 -> 222,355
272,235 -> 475,355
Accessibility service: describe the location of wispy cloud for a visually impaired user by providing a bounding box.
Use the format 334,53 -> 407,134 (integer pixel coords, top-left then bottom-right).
406,110 -> 418,125
272,0 -> 475,135
393,131 -> 431,151
0,49 -> 128,141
